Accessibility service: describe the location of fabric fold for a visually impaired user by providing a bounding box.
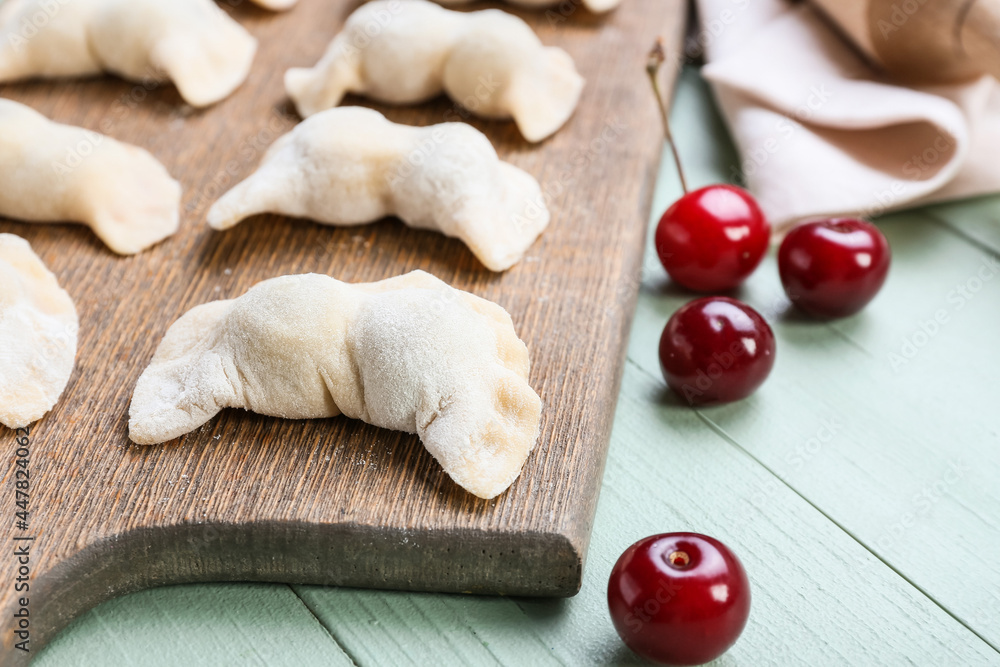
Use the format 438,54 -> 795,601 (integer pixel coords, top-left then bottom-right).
696,0 -> 1000,228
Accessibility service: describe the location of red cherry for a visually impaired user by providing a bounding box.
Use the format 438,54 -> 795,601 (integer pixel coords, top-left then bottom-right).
778,218 -> 891,319
659,297 -> 775,406
655,185 -> 770,292
608,533 -> 751,666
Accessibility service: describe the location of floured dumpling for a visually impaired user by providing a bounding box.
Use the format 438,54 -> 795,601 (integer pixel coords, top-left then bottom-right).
0,234 -> 78,430
208,107 -> 549,272
128,270 -> 542,499
0,99 -> 180,255
284,0 -> 584,142
0,0 -> 256,107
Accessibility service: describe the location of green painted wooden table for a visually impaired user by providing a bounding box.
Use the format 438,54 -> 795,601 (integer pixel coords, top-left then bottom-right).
33,68 -> 1000,666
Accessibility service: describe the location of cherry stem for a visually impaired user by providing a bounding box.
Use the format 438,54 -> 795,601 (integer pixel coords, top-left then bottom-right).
667,550 -> 691,568
647,39 -> 689,195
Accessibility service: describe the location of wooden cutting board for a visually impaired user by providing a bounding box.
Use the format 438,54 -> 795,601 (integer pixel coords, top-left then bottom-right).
0,0 -> 685,660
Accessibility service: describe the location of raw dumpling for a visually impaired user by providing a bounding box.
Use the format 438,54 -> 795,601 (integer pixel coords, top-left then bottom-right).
435,0 -> 621,13
0,99 -> 181,255
207,107 -> 549,272
0,234 -> 78,430
284,0 -> 584,142
129,270 -> 543,499
0,0 -> 256,107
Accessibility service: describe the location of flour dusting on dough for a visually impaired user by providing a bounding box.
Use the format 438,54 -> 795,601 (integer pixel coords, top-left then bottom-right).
129,271 -> 542,499
0,0 -> 256,107
207,107 -> 549,272
284,0 -> 584,142
0,234 -> 78,429
0,99 -> 180,255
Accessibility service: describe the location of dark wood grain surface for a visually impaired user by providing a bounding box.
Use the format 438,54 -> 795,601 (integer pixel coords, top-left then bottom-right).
0,0 -> 685,660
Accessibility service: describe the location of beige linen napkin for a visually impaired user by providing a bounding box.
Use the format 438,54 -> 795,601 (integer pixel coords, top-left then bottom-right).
696,0 -> 1000,229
